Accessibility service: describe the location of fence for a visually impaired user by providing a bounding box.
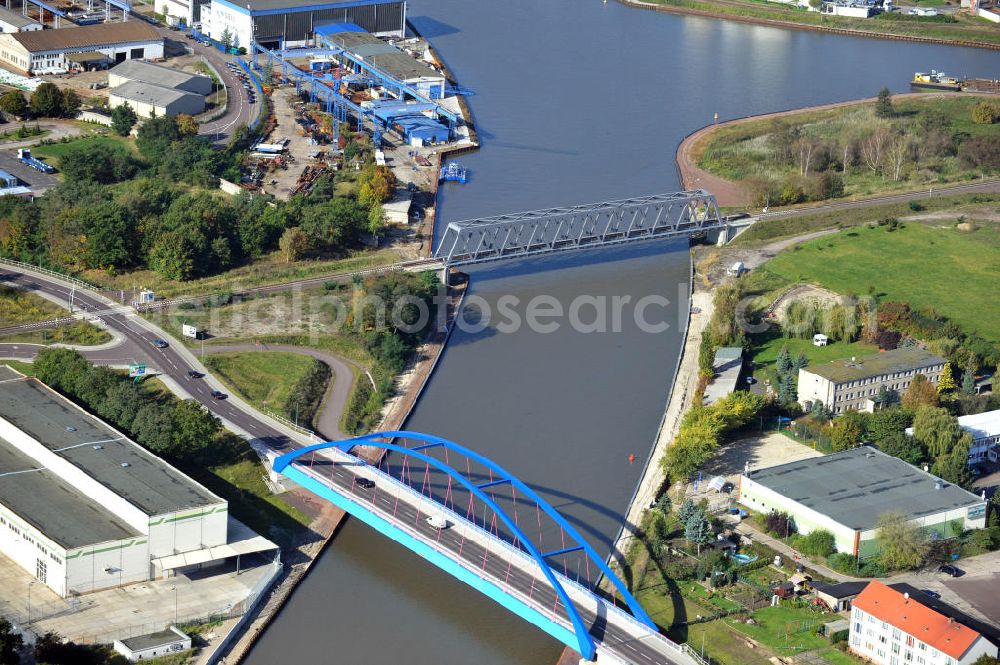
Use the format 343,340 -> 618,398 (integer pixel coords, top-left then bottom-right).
71,560 -> 282,646
0,257 -> 100,291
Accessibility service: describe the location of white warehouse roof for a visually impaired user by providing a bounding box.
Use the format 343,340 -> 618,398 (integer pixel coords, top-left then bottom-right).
958,409 -> 1000,441
109,59 -> 213,96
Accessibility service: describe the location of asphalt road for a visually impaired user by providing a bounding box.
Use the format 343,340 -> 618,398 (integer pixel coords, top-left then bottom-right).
297,456 -> 693,665
0,151 -> 59,194
0,268 -> 295,453
152,27 -> 257,145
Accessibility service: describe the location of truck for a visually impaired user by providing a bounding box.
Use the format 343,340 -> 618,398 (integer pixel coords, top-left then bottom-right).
17,149 -> 55,174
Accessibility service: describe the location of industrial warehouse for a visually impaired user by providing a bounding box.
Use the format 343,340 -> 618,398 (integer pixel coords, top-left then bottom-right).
198,0 -> 404,51
0,367 -> 276,598
0,20 -> 163,74
738,447 -> 988,558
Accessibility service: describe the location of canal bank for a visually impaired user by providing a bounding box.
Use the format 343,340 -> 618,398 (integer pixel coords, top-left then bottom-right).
618,0 -> 1000,51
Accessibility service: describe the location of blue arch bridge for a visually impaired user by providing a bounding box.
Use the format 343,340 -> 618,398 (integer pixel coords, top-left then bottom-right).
273,431 -> 703,665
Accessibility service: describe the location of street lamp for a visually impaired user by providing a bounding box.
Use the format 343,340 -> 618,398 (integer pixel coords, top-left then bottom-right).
27,580 -> 37,625
170,584 -> 178,625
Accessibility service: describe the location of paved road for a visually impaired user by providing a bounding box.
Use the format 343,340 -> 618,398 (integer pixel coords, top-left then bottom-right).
202,343 -> 357,440
0,151 -> 59,194
0,267 -> 299,453
150,26 -> 256,145
293,453 -> 698,665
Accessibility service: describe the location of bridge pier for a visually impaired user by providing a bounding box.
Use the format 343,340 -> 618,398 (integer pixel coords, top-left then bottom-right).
706,224 -> 730,246
440,266 -> 450,286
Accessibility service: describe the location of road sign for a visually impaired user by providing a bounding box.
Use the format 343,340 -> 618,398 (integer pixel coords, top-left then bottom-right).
128,364 -> 146,383
182,324 -> 199,339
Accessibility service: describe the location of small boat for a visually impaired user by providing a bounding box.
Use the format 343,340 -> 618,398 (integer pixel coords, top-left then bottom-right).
440,162 -> 468,184
911,71 -> 962,91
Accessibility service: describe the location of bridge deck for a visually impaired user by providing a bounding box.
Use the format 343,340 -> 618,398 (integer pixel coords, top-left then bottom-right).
280,447 -> 698,665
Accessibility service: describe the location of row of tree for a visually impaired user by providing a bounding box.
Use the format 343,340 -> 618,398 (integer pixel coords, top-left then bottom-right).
662,391 -> 766,479
0,83 -> 80,121
32,348 -> 237,464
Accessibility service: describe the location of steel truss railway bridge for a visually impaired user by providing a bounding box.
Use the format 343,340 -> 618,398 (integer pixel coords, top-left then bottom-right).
274,431 -> 703,665
434,190 -> 728,267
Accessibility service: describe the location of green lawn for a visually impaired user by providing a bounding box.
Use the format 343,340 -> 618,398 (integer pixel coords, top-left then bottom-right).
203,351 -> 324,418
725,605 -> 829,653
764,222 -> 1000,341
31,134 -> 134,162
751,335 -> 879,387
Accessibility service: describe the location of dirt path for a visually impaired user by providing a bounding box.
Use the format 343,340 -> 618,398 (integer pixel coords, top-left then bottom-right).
675,92 -> 968,208
202,343 -> 358,440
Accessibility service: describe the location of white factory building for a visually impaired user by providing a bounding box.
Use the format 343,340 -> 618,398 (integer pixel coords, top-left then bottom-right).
0,366 -> 274,598
0,21 -> 163,75
109,58 -> 214,95
0,7 -> 42,33
197,0 -> 405,53
109,80 -> 206,117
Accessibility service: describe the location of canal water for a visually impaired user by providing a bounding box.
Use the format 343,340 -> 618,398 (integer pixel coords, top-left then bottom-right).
244,3 -> 992,664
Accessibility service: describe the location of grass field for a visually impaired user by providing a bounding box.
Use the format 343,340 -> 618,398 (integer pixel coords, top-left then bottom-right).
0,286 -> 111,345
695,96 -> 1000,204
764,221 -> 1000,341
31,134 -> 135,162
725,605 -> 830,653
751,334 -> 879,387
649,0 -> 1000,46
732,193 -> 1000,244
203,351 -> 327,422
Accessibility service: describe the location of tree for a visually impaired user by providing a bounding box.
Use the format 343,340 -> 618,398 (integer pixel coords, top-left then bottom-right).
875,87 -> 894,118
777,371 -> 797,404
131,403 -> 175,454
59,142 -> 140,185
176,113 -> 199,137
60,88 -> 81,118
261,59 -> 274,86
136,115 -> 182,162
796,529 -> 836,557
865,407 -> 912,444
0,618 -> 23,665
937,362 -> 958,394
763,511 -> 795,538
220,27 -> 233,49
902,374 -> 939,409
793,352 -> 809,370
171,399 -> 220,457
912,406 -> 962,459
962,366 -> 976,395
655,493 -> 672,515
878,432 -> 925,465
111,102 -> 137,136
684,512 -> 712,554
830,410 -> 867,451
0,90 -> 28,119
367,201 -> 385,237
30,82 -> 63,117
875,511 -> 928,571
80,202 -> 139,269
278,226 -> 308,262
33,348 -> 90,395
678,499 -> 698,524
775,344 -> 792,374
970,101 -> 999,125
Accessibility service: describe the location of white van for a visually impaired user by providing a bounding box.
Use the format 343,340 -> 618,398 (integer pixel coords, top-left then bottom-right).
426,514 -> 449,530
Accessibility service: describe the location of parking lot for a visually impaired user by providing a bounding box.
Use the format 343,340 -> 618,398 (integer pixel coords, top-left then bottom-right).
0,150 -> 59,194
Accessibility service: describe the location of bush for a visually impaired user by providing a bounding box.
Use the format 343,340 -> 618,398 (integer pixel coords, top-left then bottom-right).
827,552 -> 858,574
763,510 -> 795,537
908,200 -> 925,212
793,529 -> 836,558
958,136 -> 1000,171
970,101 -> 1000,125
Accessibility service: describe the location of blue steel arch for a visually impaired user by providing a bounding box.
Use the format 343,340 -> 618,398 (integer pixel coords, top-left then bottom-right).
273,430 -> 656,661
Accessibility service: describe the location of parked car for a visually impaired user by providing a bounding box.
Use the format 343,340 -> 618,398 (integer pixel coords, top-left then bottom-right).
355,478 -> 375,489
152,338 -> 168,348
210,390 -> 227,400
938,564 -> 962,577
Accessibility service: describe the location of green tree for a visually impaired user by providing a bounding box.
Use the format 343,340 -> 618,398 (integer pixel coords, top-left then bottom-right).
148,231 -> 197,280
136,115 -> 181,162
278,226 -> 308,262
60,88 -> 81,118
796,529 -> 836,557
219,27 -> 233,49
111,102 -> 137,136
367,202 -> 385,237
777,371 -> 797,404
775,344 -> 792,374
171,399 -> 220,457
865,407 -> 912,444
656,493 -> 672,515
131,403 -> 175,454
912,406 -> 962,458
937,362 -> 958,394
875,87 -> 894,118
0,90 -> 28,119
830,410 -> 867,451
793,352 -> 809,370
261,59 -> 274,86
30,82 -> 63,117
962,367 -> 976,395
59,142 -> 139,185
80,202 -> 139,269
678,499 -> 697,524
875,511 -> 928,571
684,512 -> 712,554
0,617 -> 23,665
32,348 -> 90,395
931,436 -> 972,487
299,197 -> 367,250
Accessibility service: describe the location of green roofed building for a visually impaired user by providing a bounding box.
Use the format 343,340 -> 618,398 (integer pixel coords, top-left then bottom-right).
737,447 -> 987,558
797,347 -> 945,414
